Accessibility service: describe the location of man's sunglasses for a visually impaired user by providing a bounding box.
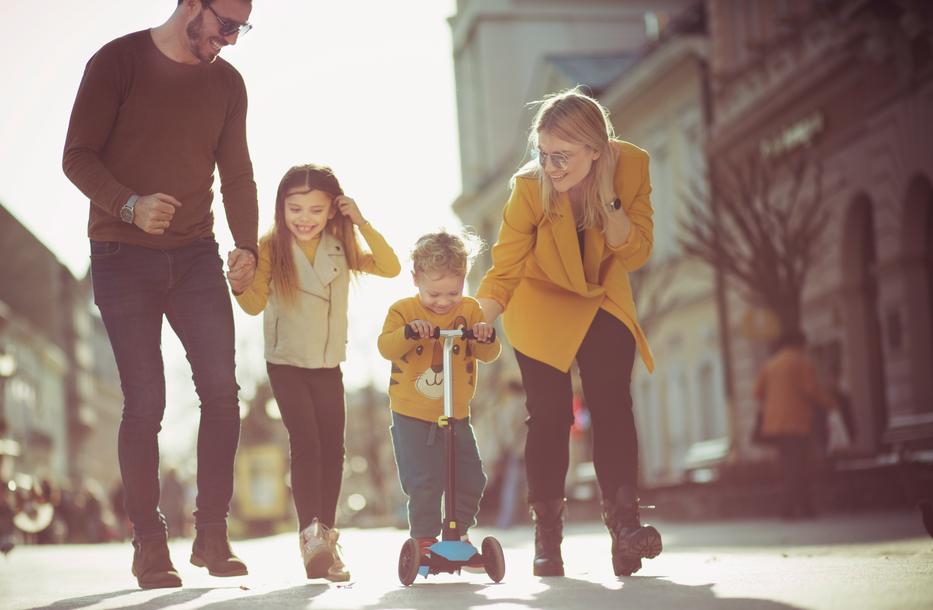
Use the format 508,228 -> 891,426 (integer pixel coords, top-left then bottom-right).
205,3 -> 253,38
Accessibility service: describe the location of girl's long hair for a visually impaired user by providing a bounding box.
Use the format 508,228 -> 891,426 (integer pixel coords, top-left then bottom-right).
513,87 -> 618,229
267,163 -> 364,304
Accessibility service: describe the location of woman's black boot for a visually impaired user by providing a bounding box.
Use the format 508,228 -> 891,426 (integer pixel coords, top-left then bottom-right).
602,487 -> 662,576
530,499 -> 565,577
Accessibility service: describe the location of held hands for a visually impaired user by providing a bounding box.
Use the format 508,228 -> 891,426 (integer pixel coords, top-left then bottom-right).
226,248 -> 256,294
134,193 -> 182,235
335,195 -> 365,225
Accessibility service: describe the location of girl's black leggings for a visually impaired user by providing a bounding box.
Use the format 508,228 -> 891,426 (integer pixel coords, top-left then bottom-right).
267,363 -> 346,530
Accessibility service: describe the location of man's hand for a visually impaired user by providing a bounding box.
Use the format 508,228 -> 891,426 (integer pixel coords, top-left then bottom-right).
226,248 -> 256,293
134,193 -> 182,235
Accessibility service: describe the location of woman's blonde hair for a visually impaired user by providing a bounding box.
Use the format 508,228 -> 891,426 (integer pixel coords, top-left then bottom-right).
266,163 -> 365,304
514,87 -> 618,229
411,229 -> 484,278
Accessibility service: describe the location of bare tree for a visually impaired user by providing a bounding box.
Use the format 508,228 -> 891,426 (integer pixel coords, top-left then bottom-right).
678,153 -> 829,337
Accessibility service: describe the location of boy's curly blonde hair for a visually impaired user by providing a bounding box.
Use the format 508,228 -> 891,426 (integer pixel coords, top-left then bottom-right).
411,229 -> 484,277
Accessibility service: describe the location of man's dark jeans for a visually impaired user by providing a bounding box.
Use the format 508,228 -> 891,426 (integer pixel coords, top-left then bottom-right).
90,237 -> 240,540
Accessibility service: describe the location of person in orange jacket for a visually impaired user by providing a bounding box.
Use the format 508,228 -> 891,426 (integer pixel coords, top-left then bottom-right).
476,87 -> 661,578
754,329 -> 836,519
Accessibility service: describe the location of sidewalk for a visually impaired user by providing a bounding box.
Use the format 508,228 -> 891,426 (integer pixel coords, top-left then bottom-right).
1,510 -> 929,610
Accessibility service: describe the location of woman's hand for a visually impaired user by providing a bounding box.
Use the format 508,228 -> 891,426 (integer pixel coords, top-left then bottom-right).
335,195 -> 365,226
476,298 -> 503,325
471,321 -> 495,343
604,202 -> 633,248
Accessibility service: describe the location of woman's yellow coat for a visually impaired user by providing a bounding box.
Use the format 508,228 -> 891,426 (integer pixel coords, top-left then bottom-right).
477,140 -> 655,373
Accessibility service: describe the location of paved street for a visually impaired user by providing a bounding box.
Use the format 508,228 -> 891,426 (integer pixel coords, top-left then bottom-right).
1,510 -> 930,610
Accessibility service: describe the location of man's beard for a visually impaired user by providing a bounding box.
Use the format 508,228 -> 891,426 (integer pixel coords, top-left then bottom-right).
185,13 -> 217,63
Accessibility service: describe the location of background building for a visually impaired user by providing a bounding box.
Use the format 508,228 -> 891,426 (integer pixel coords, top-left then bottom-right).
0,204 -> 122,491
450,0 -> 933,504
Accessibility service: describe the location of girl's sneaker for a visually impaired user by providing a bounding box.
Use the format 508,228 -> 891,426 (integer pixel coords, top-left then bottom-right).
323,527 -> 350,582
299,519 -> 334,579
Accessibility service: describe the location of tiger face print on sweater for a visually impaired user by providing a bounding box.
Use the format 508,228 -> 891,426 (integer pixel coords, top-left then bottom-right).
390,315 -> 475,400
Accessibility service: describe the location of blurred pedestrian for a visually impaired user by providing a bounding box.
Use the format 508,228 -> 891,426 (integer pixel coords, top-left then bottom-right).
475,87 -> 661,577
161,469 -> 187,539
754,330 -> 836,519
495,380 -> 528,529
110,480 -> 130,541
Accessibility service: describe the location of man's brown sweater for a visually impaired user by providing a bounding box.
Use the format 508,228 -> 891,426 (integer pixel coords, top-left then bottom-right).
63,30 -> 257,253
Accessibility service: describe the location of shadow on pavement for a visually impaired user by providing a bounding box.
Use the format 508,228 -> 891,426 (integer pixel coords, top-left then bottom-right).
356,575 -> 806,610
195,584 -> 329,609
34,587 -> 210,610
34,584 -> 328,610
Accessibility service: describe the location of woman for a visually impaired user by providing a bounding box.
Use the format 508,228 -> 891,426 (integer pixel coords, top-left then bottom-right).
476,88 -> 661,577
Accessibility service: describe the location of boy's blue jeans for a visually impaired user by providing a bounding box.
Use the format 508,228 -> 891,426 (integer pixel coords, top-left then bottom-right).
90,238 -> 240,540
390,411 -> 487,539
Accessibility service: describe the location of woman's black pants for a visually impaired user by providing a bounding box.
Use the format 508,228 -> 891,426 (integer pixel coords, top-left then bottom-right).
515,309 -> 639,504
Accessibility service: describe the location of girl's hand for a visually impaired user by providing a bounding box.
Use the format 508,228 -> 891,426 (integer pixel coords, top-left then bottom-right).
335,195 -> 365,225
471,322 -> 495,343
407,319 -> 435,339
226,248 -> 256,293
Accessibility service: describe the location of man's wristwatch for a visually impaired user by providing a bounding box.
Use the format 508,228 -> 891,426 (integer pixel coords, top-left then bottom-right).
120,194 -> 139,224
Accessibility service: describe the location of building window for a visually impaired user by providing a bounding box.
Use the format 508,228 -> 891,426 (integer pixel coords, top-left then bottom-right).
697,362 -> 715,440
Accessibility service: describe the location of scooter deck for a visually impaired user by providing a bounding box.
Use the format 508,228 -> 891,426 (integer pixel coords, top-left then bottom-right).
418,540 -> 484,577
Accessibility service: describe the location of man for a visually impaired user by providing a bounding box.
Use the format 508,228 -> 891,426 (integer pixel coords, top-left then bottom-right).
63,0 -> 257,589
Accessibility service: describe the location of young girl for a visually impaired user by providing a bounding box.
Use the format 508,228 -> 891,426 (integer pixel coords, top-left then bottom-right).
377,231 -> 499,558
236,163 -> 401,581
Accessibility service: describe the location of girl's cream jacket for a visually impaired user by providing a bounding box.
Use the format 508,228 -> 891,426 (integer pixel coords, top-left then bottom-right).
263,232 -> 352,368
237,223 -> 400,369
477,140 -> 655,373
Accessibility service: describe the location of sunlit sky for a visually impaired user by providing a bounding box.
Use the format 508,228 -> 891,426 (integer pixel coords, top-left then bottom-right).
0,1 -> 463,459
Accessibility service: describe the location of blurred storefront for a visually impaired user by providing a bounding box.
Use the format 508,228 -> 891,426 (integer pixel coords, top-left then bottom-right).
0,203 -> 123,543
705,0 -> 933,459
0,205 -> 122,487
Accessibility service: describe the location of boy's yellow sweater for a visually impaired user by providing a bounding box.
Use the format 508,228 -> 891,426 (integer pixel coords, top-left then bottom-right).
378,296 -> 501,422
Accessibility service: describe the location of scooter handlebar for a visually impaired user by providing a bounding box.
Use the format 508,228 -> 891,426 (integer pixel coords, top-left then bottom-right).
404,325 -> 496,343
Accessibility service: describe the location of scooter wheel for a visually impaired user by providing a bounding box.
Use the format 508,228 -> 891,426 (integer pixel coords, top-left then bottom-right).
398,538 -> 421,586
481,536 -> 505,583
